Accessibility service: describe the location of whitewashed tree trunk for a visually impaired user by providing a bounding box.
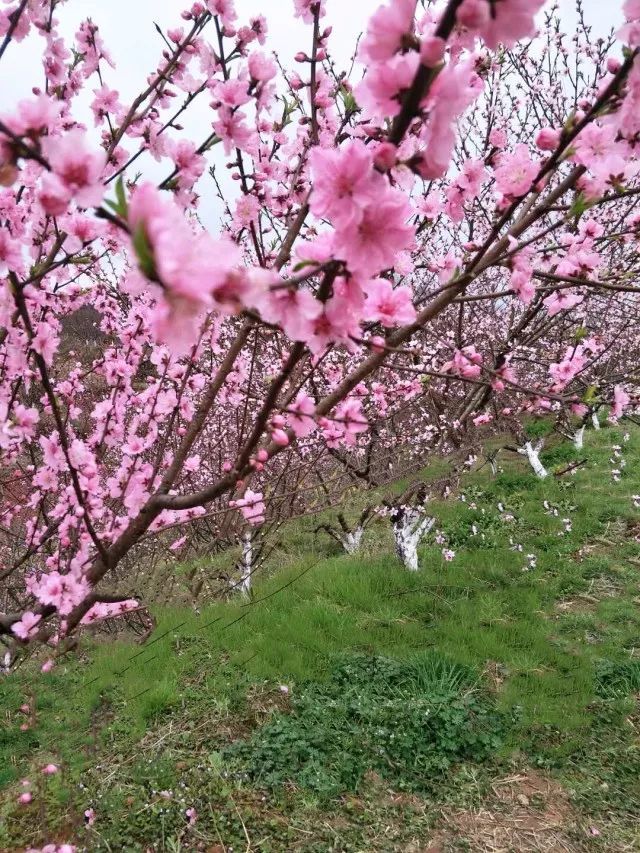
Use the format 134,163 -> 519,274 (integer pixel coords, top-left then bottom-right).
239,532 -> 253,596
592,412 -> 600,430
341,526 -> 364,554
392,509 -> 435,571
518,441 -> 548,479
573,426 -> 585,450
489,458 -> 498,476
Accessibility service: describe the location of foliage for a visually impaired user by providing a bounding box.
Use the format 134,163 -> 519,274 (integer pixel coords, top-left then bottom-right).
226,653 -> 509,797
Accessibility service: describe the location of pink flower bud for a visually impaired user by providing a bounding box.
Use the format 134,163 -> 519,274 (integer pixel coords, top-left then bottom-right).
457,0 -> 490,28
607,56 -> 621,74
42,764 -> 58,775
41,659 -> 54,673
294,52 -> 308,62
535,127 -> 560,150
373,142 -> 397,171
420,36 -> 445,68
271,414 -> 285,428
271,428 -> 290,447
18,792 -> 32,805
369,335 -> 386,353
256,449 -> 269,462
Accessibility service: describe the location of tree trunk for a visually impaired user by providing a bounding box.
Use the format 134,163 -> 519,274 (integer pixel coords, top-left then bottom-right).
239,532 -> 253,596
519,441 -> 548,479
573,426 -> 585,450
391,509 -> 435,571
341,526 -> 364,555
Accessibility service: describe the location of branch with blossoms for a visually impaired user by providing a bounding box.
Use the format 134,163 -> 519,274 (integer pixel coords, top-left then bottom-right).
1,0 -> 640,659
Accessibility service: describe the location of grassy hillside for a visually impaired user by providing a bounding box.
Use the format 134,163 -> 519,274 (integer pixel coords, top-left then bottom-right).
1,423 -> 640,851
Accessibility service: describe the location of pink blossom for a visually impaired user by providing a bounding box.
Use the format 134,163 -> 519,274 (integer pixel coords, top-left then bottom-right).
457,0 -> 545,49
255,284 -> 322,343
127,183 -> 245,346
363,278 -> 416,327
333,189 -> 414,277
443,346 -> 483,379
309,140 -> 382,228
271,428 -> 290,446
620,0 -> 640,46
473,413 -> 492,426
356,52 -> 420,121
611,385 -> 630,420
42,130 -> 105,209
212,78 -> 252,108
445,158 -> 487,222
170,139 -> 206,189
232,489 -> 266,525
248,51 -> 277,82
535,127 -> 560,151
359,0 -> 417,63
334,398 -> 368,445
42,764 -> 58,775
0,227 -> 22,276
34,571 -> 91,616
492,361 -> 517,392
417,59 -> 483,179
493,143 -> 538,197
489,128 -> 507,148
549,347 -> 587,388
307,292 -> 361,354
12,612 -> 41,640
212,107 -> 256,156
207,0 -> 237,25
287,393 -> 316,438
10,95 -> 59,135
31,325 -> 59,367
293,0 -> 326,25
543,290 -> 584,316
169,536 -> 187,552
91,85 -> 121,125
510,268 -> 536,304
233,194 -> 260,227
420,36 -> 446,67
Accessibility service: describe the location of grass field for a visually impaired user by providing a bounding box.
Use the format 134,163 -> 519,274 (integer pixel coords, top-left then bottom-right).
1,422 -> 640,851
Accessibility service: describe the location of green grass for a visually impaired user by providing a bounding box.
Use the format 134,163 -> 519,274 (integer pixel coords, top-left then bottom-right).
1,422 -> 640,850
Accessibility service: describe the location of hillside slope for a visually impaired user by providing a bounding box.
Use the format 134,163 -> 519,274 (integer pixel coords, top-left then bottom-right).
1,424 -> 640,851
